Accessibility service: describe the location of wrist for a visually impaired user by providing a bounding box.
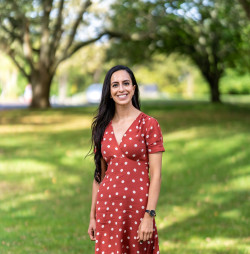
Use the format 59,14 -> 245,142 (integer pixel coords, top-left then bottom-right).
144,212 -> 154,219
90,213 -> 96,220
145,209 -> 156,218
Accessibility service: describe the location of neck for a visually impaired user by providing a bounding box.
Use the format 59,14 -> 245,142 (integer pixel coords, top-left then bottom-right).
113,102 -> 138,121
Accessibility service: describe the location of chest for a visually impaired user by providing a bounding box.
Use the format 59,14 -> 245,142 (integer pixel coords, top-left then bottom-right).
101,122 -> 148,162
111,121 -> 135,145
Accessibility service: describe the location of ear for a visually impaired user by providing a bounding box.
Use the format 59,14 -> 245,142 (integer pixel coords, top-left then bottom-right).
133,84 -> 136,93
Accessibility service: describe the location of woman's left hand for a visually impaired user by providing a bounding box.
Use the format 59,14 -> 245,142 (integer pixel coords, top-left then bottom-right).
137,213 -> 154,242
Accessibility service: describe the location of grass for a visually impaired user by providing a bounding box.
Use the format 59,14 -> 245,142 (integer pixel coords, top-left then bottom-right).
0,101 -> 249,254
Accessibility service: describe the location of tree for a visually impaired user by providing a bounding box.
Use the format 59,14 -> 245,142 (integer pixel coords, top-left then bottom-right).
108,0 -> 249,102
0,0 -> 111,108
238,0 -> 250,19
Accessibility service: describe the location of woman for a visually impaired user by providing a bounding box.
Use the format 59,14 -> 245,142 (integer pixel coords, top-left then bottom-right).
88,65 -> 165,253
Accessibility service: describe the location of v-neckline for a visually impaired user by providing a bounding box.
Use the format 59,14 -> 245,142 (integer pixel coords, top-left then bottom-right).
110,112 -> 143,147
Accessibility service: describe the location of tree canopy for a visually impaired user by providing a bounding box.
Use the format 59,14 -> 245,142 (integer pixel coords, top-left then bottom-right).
108,0 -> 249,102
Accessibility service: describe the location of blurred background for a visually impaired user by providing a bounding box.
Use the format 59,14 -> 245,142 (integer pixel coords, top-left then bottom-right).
0,0 -> 249,253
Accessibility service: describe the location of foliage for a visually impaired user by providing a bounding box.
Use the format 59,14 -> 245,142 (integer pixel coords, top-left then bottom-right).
0,103 -> 250,253
133,53 -> 209,95
220,69 -> 250,95
108,0 -> 249,102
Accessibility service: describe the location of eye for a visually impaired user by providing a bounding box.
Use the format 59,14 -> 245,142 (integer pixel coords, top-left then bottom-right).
112,84 -> 118,88
124,82 -> 130,86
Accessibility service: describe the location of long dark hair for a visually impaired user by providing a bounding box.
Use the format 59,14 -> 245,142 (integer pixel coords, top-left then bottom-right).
91,65 -> 141,183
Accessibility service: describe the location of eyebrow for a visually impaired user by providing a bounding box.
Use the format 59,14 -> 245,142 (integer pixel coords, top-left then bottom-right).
111,80 -> 130,84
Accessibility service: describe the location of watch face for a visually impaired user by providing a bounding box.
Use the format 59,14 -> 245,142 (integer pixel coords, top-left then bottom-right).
150,210 -> 156,217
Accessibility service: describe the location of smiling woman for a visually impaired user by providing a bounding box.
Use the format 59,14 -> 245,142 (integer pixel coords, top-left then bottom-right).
88,65 -> 165,253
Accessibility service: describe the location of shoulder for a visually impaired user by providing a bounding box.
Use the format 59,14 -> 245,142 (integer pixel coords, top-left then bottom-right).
140,112 -> 160,126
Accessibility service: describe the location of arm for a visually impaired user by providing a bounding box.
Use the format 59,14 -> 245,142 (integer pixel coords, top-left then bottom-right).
88,157 -> 107,241
137,152 -> 163,242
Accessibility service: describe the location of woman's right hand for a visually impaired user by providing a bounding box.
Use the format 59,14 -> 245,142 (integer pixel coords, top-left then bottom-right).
88,218 -> 96,241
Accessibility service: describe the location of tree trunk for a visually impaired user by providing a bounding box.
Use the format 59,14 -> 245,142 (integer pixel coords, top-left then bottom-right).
30,68 -> 53,108
206,75 -> 221,103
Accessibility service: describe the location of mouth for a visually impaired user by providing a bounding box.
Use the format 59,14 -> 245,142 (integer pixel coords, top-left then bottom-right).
117,94 -> 128,98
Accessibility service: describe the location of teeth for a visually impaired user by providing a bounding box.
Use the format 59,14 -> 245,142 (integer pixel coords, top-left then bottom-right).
118,94 -> 127,98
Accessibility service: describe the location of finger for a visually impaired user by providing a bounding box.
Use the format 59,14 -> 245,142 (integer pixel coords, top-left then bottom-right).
143,232 -> 147,242
149,233 -> 153,239
92,228 -> 96,241
88,228 -> 96,241
138,230 -> 143,242
88,229 -> 93,240
137,225 -> 141,242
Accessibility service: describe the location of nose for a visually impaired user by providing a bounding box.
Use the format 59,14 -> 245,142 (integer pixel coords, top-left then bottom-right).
118,83 -> 124,92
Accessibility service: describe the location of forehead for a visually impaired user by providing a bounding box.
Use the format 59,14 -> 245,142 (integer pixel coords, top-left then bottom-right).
111,70 -> 131,83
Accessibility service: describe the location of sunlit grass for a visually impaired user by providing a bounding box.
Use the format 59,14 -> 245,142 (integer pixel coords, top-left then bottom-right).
0,103 -> 249,253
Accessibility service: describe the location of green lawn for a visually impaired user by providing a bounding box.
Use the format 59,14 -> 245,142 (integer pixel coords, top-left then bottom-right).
0,102 -> 249,254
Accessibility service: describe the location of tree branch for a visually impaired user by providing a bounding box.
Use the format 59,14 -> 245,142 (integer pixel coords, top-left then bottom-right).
8,50 -> 30,81
40,0 -> 53,67
50,0 -> 65,53
238,0 -> 250,19
63,0 -> 92,54
23,21 -> 34,70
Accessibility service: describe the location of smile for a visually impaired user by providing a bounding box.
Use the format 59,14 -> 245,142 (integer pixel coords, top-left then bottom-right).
117,94 -> 128,98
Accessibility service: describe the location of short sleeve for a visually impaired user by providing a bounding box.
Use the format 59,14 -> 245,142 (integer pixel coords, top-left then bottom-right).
145,117 -> 165,154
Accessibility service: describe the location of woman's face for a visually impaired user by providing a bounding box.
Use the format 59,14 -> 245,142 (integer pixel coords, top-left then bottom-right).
110,70 -> 135,106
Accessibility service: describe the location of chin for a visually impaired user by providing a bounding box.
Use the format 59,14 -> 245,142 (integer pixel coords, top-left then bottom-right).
114,100 -> 132,106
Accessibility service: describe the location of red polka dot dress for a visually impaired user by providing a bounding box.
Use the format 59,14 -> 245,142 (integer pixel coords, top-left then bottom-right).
95,112 -> 165,254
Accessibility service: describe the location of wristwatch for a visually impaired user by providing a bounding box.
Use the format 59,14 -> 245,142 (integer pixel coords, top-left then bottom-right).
145,210 -> 156,217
